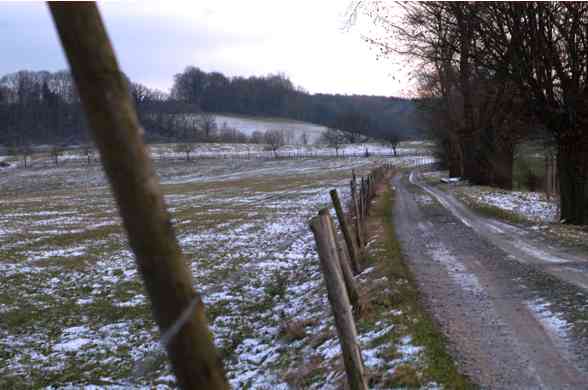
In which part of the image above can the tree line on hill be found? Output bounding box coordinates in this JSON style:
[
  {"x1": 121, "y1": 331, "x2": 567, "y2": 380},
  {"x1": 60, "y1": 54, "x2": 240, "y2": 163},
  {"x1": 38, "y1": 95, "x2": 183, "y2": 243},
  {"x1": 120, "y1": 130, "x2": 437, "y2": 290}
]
[
  {"x1": 352, "y1": 1, "x2": 588, "y2": 225},
  {"x1": 0, "y1": 68, "x2": 425, "y2": 148}
]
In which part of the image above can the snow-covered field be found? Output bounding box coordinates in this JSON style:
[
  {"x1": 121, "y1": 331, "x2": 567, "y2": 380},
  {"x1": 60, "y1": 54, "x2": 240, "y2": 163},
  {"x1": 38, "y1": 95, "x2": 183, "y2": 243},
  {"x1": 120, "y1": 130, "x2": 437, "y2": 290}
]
[
  {"x1": 0, "y1": 141, "x2": 432, "y2": 169},
  {"x1": 0, "y1": 156, "x2": 436, "y2": 388},
  {"x1": 422, "y1": 171, "x2": 588, "y2": 251},
  {"x1": 454, "y1": 185, "x2": 559, "y2": 223},
  {"x1": 420, "y1": 171, "x2": 558, "y2": 223},
  {"x1": 214, "y1": 114, "x2": 326, "y2": 143}
]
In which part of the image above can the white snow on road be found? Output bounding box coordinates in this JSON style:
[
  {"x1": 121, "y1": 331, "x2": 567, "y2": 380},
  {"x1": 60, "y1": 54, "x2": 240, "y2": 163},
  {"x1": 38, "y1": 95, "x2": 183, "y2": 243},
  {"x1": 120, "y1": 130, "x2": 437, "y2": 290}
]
[
  {"x1": 418, "y1": 222, "x2": 484, "y2": 293},
  {"x1": 526, "y1": 299, "x2": 571, "y2": 339}
]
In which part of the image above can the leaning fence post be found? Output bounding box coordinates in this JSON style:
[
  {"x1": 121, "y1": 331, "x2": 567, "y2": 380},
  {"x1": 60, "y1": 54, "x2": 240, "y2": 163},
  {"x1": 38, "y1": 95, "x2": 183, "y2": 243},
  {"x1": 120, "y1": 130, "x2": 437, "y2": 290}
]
[
  {"x1": 360, "y1": 177, "x2": 368, "y2": 244},
  {"x1": 318, "y1": 209, "x2": 360, "y2": 310},
  {"x1": 361, "y1": 177, "x2": 368, "y2": 221},
  {"x1": 350, "y1": 179, "x2": 364, "y2": 249},
  {"x1": 360, "y1": 177, "x2": 365, "y2": 218},
  {"x1": 310, "y1": 213, "x2": 367, "y2": 390},
  {"x1": 330, "y1": 190, "x2": 361, "y2": 274},
  {"x1": 48, "y1": 4, "x2": 228, "y2": 389}
]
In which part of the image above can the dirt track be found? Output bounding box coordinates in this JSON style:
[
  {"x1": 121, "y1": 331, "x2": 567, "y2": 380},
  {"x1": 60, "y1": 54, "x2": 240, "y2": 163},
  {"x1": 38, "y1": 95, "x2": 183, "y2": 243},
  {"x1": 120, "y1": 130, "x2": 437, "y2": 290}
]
[{"x1": 393, "y1": 171, "x2": 588, "y2": 388}]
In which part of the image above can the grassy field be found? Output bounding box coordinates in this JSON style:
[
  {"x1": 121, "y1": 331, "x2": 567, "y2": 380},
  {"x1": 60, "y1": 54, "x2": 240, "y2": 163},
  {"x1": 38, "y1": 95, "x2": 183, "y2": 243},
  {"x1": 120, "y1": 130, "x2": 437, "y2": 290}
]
[
  {"x1": 0, "y1": 140, "x2": 430, "y2": 169},
  {"x1": 513, "y1": 140, "x2": 555, "y2": 190},
  {"x1": 0, "y1": 154, "x2": 441, "y2": 388}
]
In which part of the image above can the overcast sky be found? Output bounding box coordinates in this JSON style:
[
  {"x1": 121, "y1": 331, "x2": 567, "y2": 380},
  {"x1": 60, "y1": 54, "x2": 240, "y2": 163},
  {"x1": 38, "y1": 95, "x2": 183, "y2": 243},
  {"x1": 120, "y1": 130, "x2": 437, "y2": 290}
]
[{"x1": 0, "y1": 1, "x2": 411, "y2": 97}]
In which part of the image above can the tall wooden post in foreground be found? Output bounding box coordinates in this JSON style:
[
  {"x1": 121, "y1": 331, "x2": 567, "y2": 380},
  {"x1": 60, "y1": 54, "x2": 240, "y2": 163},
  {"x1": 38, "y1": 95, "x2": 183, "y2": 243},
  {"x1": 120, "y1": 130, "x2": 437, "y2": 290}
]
[
  {"x1": 48, "y1": 3, "x2": 228, "y2": 389},
  {"x1": 310, "y1": 212, "x2": 367, "y2": 390}
]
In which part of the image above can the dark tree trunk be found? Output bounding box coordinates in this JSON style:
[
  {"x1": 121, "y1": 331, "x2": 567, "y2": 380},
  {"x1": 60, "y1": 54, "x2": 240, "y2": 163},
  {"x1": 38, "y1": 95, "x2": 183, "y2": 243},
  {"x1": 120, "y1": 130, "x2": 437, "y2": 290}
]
[
  {"x1": 558, "y1": 135, "x2": 588, "y2": 224},
  {"x1": 473, "y1": 127, "x2": 513, "y2": 189},
  {"x1": 491, "y1": 146, "x2": 514, "y2": 190},
  {"x1": 448, "y1": 132, "x2": 462, "y2": 178},
  {"x1": 448, "y1": 160, "x2": 461, "y2": 178},
  {"x1": 455, "y1": 5, "x2": 479, "y2": 183},
  {"x1": 460, "y1": 132, "x2": 478, "y2": 180}
]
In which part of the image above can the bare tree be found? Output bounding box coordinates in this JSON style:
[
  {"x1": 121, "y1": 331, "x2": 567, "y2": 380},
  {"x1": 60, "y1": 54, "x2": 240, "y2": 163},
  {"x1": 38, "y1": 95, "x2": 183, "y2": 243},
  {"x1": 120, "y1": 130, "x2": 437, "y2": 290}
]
[
  {"x1": 12, "y1": 143, "x2": 32, "y2": 168},
  {"x1": 81, "y1": 144, "x2": 94, "y2": 165},
  {"x1": 386, "y1": 132, "x2": 400, "y2": 157},
  {"x1": 332, "y1": 110, "x2": 370, "y2": 144},
  {"x1": 478, "y1": 2, "x2": 588, "y2": 223},
  {"x1": 218, "y1": 122, "x2": 248, "y2": 143},
  {"x1": 197, "y1": 112, "x2": 217, "y2": 141},
  {"x1": 175, "y1": 143, "x2": 196, "y2": 161},
  {"x1": 250, "y1": 130, "x2": 265, "y2": 144},
  {"x1": 299, "y1": 132, "x2": 309, "y2": 145},
  {"x1": 321, "y1": 128, "x2": 347, "y2": 157},
  {"x1": 50, "y1": 145, "x2": 64, "y2": 166},
  {"x1": 264, "y1": 129, "x2": 285, "y2": 158},
  {"x1": 350, "y1": 2, "x2": 530, "y2": 189},
  {"x1": 283, "y1": 129, "x2": 296, "y2": 145}
]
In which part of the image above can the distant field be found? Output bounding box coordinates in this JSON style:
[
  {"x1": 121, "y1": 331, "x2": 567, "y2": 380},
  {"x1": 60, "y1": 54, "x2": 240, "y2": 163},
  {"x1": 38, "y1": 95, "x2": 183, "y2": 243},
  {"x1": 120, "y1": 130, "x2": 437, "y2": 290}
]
[
  {"x1": 513, "y1": 140, "x2": 556, "y2": 190},
  {"x1": 214, "y1": 113, "x2": 327, "y2": 143},
  {"x1": 0, "y1": 154, "x2": 435, "y2": 388},
  {"x1": 0, "y1": 141, "x2": 432, "y2": 168}
]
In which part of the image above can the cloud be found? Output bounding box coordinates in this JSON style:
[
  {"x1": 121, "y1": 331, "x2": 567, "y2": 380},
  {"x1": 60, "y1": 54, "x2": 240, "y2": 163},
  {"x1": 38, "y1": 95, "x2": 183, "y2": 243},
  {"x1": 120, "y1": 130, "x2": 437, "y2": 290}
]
[{"x1": 0, "y1": 1, "x2": 412, "y2": 96}]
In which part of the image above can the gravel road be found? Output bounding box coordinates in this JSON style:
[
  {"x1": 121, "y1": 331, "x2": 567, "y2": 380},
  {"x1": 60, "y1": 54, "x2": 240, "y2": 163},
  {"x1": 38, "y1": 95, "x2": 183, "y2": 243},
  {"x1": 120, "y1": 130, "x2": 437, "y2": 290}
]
[{"x1": 393, "y1": 171, "x2": 588, "y2": 389}]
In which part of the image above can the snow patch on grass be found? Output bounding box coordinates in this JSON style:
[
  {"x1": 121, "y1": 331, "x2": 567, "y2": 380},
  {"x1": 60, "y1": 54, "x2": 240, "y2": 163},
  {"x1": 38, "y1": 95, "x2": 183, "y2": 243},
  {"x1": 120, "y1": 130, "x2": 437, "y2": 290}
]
[
  {"x1": 0, "y1": 155, "x2": 436, "y2": 388},
  {"x1": 457, "y1": 186, "x2": 558, "y2": 222}
]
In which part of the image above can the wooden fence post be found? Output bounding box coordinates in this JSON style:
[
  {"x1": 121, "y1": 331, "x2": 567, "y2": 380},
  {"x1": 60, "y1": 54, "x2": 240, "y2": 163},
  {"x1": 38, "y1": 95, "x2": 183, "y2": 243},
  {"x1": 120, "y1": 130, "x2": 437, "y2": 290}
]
[
  {"x1": 48, "y1": 4, "x2": 228, "y2": 389},
  {"x1": 357, "y1": 179, "x2": 363, "y2": 221},
  {"x1": 350, "y1": 178, "x2": 364, "y2": 249},
  {"x1": 329, "y1": 190, "x2": 361, "y2": 274},
  {"x1": 361, "y1": 177, "x2": 368, "y2": 218},
  {"x1": 360, "y1": 177, "x2": 365, "y2": 218},
  {"x1": 318, "y1": 209, "x2": 360, "y2": 310},
  {"x1": 359, "y1": 177, "x2": 367, "y2": 244},
  {"x1": 310, "y1": 213, "x2": 367, "y2": 390}
]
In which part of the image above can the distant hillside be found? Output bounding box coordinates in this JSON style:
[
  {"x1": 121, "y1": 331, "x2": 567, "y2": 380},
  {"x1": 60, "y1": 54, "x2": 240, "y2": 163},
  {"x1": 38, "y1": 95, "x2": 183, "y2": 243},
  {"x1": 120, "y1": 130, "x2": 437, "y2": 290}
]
[
  {"x1": 0, "y1": 68, "x2": 427, "y2": 146},
  {"x1": 172, "y1": 67, "x2": 427, "y2": 139},
  {"x1": 213, "y1": 114, "x2": 326, "y2": 143}
]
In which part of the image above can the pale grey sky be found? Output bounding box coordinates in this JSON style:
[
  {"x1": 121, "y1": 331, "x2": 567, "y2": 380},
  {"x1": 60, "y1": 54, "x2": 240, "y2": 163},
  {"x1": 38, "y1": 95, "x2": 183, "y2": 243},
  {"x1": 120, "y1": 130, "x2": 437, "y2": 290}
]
[{"x1": 0, "y1": 1, "x2": 412, "y2": 96}]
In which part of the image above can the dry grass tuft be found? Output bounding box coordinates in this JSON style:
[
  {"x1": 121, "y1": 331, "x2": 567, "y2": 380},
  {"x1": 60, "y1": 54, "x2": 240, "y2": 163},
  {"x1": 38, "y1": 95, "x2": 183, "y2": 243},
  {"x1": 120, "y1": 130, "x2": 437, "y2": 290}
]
[{"x1": 279, "y1": 318, "x2": 315, "y2": 342}]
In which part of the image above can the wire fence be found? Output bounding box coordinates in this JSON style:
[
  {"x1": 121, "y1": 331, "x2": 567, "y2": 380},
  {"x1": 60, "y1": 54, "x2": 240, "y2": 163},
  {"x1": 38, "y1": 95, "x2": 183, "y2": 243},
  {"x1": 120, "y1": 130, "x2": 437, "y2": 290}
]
[{"x1": 0, "y1": 147, "x2": 434, "y2": 169}]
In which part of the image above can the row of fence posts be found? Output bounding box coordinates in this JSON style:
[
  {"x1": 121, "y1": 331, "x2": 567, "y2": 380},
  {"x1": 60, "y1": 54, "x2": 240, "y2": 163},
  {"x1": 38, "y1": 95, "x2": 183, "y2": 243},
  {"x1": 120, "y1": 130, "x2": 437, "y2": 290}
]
[
  {"x1": 309, "y1": 165, "x2": 390, "y2": 390},
  {"x1": 143, "y1": 150, "x2": 414, "y2": 162},
  {"x1": 2, "y1": 149, "x2": 435, "y2": 169}
]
